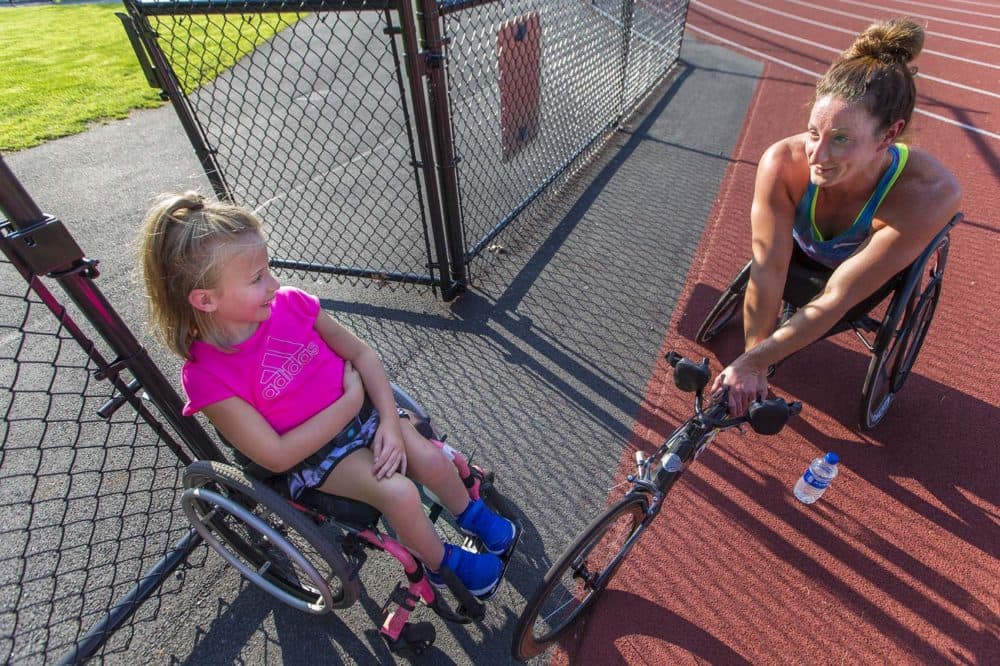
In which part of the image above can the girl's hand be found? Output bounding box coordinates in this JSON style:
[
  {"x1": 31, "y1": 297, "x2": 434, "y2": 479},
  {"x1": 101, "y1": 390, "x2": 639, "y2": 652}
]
[
  {"x1": 342, "y1": 361, "x2": 362, "y2": 395},
  {"x1": 372, "y1": 419, "x2": 406, "y2": 479},
  {"x1": 711, "y1": 354, "x2": 769, "y2": 417}
]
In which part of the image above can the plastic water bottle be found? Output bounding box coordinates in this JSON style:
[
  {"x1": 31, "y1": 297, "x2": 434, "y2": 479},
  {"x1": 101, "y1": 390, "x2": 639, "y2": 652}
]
[{"x1": 794, "y1": 452, "x2": 840, "y2": 504}]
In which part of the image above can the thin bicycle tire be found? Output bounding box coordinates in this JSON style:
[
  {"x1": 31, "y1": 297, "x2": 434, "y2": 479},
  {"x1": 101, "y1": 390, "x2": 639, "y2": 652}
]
[
  {"x1": 696, "y1": 262, "x2": 750, "y2": 344},
  {"x1": 512, "y1": 493, "x2": 649, "y2": 661},
  {"x1": 892, "y1": 282, "x2": 940, "y2": 390},
  {"x1": 859, "y1": 242, "x2": 945, "y2": 429}
]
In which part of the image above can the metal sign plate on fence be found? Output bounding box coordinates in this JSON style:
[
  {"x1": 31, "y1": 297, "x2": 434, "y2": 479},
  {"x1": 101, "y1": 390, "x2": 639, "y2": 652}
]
[{"x1": 498, "y1": 12, "x2": 540, "y2": 162}]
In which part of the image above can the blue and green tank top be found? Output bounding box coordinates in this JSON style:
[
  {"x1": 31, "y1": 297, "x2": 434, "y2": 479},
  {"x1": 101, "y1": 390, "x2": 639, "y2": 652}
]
[{"x1": 792, "y1": 143, "x2": 909, "y2": 269}]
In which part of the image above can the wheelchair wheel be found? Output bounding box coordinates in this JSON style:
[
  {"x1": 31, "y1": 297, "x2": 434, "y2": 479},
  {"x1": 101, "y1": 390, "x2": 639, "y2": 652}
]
[
  {"x1": 859, "y1": 234, "x2": 949, "y2": 430},
  {"x1": 696, "y1": 261, "x2": 751, "y2": 344},
  {"x1": 512, "y1": 494, "x2": 648, "y2": 661},
  {"x1": 182, "y1": 460, "x2": 360, "y2": 613}
]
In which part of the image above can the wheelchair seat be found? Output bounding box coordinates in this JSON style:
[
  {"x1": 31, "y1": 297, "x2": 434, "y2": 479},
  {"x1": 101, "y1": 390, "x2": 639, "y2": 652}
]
[
  {"x1": 781, "y1": 243, "x2": 906, "y2": 339},
  {"x1": 297, "y1": 487, "x2": 382, "y2": 528}
]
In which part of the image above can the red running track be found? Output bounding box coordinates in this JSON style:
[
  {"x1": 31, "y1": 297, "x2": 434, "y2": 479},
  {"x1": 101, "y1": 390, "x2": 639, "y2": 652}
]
[{"x1": 555, "y1": 1, "x2": 999, "y2": 663}]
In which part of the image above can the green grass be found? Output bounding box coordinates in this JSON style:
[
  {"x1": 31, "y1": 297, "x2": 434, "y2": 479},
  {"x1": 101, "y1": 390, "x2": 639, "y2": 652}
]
[{"x1": 0, "y1": 3, "x2": 294, "y2": 152}]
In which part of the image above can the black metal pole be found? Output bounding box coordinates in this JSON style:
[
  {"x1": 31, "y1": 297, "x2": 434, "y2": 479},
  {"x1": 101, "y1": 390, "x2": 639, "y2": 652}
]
[
  {"x1": 619, "y1": 0, "x2": 636, "y2": 120},
  {"x1": 416, "y1": 0, "x2": 467, "y2": 298},
  {"x1": 0, "y1": 155, "x2": 44, "y2": 222},
  {"x1": 396, "y1": 0, "x2": 461, "y2": 298},
  {"x1": 120, "y1": 0, "x2": 232, "y2": 202},
  {"x1": 0, "y1": 156, "x2": 224, "y2": 462}
]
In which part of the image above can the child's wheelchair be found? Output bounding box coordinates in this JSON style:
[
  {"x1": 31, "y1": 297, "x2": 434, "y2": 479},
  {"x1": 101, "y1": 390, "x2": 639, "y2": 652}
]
[
  {"x1": 179, "y1": 385, "x2": 518, "y2": 657},
  {"x1": 695, "y1": 213, "x2": 960, "y2": 430}
]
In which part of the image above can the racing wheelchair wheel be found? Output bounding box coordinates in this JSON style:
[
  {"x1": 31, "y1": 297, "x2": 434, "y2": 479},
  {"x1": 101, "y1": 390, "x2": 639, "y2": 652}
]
[
  {"x1": 512, "y1": 493, "x2": 648, "y2": 661},
  {"x1": 182, "y1": 460, "x2": 360, "y2": 613},
  {"x1": 696, "y1": 261, "x2": 751, "y2": 343},
  {"x1": 859, "y1": 231, "x2": 950, "y2": 430}
]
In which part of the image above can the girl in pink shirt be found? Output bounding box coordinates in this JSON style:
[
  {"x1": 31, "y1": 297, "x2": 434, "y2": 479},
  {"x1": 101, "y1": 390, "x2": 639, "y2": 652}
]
[{"x1": 139, "y1": 192, "x2": 514, "y2": 596}]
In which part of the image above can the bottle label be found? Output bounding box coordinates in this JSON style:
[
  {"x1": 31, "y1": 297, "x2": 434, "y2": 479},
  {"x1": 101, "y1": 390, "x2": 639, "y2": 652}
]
[{"x1": 803, "y1": 470, "x2": 830, "y2": 489}]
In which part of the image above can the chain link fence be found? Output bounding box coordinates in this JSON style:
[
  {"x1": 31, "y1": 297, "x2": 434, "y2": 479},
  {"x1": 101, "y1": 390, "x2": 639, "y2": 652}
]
[
  {"x1": 122, "y1": 0, "x2": 688, "y2": 297},
  {"x1": 1, "y1": 169, "x2": 221, "y2": 663},
  {"x1": 0, "y1": 258, "x2": 191, "y2": 663},
  {"x1": 121, "y1": 0, "x2": 440, "y2": 288},
  {"x1": 438, "y1": 0, "x2": 687, "y2": 269}
]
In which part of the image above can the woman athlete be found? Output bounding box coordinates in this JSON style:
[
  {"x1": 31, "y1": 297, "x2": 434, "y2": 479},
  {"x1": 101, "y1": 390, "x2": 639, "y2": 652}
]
[{"x1": 712, "y1": 16, "x2": 961, "y2": 417}]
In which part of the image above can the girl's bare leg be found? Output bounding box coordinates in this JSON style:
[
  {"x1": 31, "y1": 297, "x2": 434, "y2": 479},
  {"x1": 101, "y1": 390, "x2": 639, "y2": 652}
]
[
  {"x1": 399, "y1": 419, "x2": 470, "y2": 517},
  {"x1": 318, "y1": 448, "x2": 444, "y2": 567}
]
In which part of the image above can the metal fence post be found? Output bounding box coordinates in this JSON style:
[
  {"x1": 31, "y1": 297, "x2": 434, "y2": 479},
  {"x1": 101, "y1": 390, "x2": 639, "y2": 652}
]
[
  {"x1": 619, "y1": 0, "x2": 636, "y2": 120},
  {"x1": 396, "y1": 0, "x2": 461, "y2": 297},
  {"x1": 415, "y1": 0, "x2": 468, "y2": 298}
]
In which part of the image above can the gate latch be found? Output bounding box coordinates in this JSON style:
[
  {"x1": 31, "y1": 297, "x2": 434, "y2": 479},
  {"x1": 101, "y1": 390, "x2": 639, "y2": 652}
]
[{"x1": 3, "y1": 215, "x2": 86, "y2": 276}]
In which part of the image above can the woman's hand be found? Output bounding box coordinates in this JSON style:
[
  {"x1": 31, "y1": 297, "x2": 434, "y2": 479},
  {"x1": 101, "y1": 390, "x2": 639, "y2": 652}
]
[
  {"x1": 371, "y1": 418, "x2": 406, "y2": 479},
  {"x1": 711, "y1": 353, "x2": 769, "y2": 417}
]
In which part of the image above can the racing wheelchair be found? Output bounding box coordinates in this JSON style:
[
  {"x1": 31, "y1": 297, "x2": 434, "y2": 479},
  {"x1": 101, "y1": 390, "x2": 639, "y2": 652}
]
[
  {"x1": 179, "y1": 385, "x2": 519, "y2": 657},
  {"x1": 696, "y1": 213, "x2": 960, "y2": 430}
]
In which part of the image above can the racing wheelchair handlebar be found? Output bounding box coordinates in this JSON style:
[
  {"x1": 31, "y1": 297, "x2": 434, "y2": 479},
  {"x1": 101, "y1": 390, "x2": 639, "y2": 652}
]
[{"x1": 665, "y1": 351, "x2": 802, "y2": 435}]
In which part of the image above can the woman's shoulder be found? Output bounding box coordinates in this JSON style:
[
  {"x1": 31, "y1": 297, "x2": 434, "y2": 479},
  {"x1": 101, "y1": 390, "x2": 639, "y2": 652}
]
[
  {"x1": 899, "y1": 145, "x2": 959, "y2": 187},
  {"x1": 754, "y1": 134, "x2": 810, "y2": 203},
  {"x1": 891, "y1": 145, "x2": 962, "y2": 219},
  {"x1": 761, "y1": 134, "x2": 808, "y2": 166},
  {"x1": 873, "y1": 145, "x2": 960, "y2": 237}
]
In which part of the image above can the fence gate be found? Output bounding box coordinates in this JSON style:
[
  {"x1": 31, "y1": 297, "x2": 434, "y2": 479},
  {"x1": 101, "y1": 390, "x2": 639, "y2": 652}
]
[
  {"x1": 119, "y1": 0, "x2": 689, "y2": 299},
  {"x1": 119, "y1": 0, "x2": 456, "y2": 293},
  {"x1": 0, "y1": 159, "x2": 223, "y2": 664}
]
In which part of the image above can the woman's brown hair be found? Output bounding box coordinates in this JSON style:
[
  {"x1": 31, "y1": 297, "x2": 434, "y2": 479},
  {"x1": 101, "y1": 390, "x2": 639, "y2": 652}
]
[{"x1": 815, "y1": 17, "x2": 924, "y2": 133}]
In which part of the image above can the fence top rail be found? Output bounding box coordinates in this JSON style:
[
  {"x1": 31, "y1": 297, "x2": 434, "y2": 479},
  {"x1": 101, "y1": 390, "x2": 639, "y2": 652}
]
[
  {"x1": 437, "y1": 0, "x2": 502, "y2": 16},
  {"x1": 129, "y1": 0, "x2": 392, "y2": 15}
]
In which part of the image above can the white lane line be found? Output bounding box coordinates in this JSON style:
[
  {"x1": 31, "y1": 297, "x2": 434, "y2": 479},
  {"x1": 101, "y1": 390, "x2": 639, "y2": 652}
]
[
  {"x1": 836, "y1": 0, "x2": 1000, "y2": 25},
  {"x1": 692, "y1": 1, "x2": 1000, "y2": 98},
  {"x1": 727, "y1": 0, "x2": 1000, "y2": 49},
  {"x1": 876, "y1": 0, "x2": 1000, "y2": 18},
  {"x1": 901, "y1": 0, "x2": 1000, "y2": 18},
  {"x1": 783, "y1": 0, "x2": 1000, "y2": 34},
  {"x1": 694, "y1": 1, "x2": 999, "y2": 68},
  {"x1": 946, "y1": 0, "x2": 1000, "y2": 7},
  {"x1": 686, "y1": 23, "x2": 1000, "y2": 141},
  {"x1": 945, "y1": 0, "x2": 1000, "y2": 7}
]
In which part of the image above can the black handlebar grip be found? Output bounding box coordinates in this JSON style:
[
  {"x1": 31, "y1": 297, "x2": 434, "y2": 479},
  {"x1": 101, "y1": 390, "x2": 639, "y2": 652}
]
[
  {"x1": 788, "y1": 401, "x2": 803, "y2": 416},
  {"x1": 665, "y1": 351, "x2": 683, "y2": 367}
]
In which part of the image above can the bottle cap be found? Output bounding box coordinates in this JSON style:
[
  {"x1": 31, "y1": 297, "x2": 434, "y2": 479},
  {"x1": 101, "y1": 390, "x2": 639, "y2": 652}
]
[{"x1": 824, "y1": 452, "x2": 840, "y2": 465}]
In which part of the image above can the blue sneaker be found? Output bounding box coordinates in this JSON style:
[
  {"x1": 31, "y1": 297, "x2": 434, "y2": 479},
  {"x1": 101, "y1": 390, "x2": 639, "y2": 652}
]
[
  {"x1": 456, "y1": 498, "x2": 516, "y2": 555},
  {"x1": 426, "y1": 544, "x2": 503, "y2": 597}
]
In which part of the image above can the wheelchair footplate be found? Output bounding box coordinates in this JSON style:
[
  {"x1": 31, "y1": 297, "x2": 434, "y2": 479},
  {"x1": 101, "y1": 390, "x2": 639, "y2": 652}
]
[
  {"x1": 458, "y1": 517, "x2": 522, "y2": 604},
  {"x1": 425, "y1": 521, "x2": 521, "y2": 623}
]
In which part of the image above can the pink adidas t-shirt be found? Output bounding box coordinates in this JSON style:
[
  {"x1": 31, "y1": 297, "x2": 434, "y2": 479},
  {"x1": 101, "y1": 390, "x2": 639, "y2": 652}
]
[{"x1": 181, "y1": 286, "x2": 346, "y2": 435}]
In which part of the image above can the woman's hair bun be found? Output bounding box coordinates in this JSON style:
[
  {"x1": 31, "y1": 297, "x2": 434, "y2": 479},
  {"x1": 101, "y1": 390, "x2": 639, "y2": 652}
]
[{"x1": 845, "y1": 17, "x2": 924, "y2": 66}]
